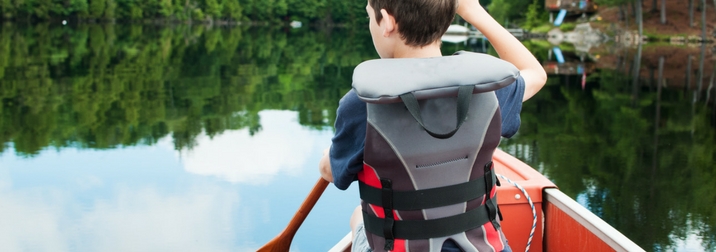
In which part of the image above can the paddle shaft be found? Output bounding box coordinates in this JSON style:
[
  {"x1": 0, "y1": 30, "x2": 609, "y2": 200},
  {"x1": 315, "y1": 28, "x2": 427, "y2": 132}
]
[{"x1": 258, "y1": 177, "x2": 330, "y2": 252}]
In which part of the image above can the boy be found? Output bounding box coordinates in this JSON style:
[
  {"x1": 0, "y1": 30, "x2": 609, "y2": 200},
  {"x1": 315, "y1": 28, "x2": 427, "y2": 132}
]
[{"x1": 319, "y1": 0, "x2": 547, "y2": 251}]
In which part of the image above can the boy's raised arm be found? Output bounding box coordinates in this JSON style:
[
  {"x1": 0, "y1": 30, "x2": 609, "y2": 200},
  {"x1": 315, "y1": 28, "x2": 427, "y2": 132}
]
[{"x1": 457, "y1": 0, "x2": 547, "y2": 102}]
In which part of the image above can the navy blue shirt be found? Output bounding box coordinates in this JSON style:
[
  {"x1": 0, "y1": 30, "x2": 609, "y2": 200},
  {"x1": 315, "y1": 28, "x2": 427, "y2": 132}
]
[{"x1": 330, "y1": 76, "x2": 525, "y2": 190}]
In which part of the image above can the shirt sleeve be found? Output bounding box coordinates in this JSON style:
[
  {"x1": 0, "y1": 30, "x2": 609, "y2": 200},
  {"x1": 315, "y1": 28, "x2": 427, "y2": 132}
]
[
  {"x1": 495, "y1": 75, "x2": 525, "y2": 138},
  {"x1": 329, "y1": 90, "x2": 367, "y2": 190}
]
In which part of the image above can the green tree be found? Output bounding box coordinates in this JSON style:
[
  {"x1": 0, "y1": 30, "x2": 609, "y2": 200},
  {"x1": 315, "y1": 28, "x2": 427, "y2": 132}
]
[
  {"x1": 325, "y1": 0, "x2": 366, "y2": 25},
  {"x1": 523, "y1": 0, "x2": 541, "y2": 29},
  {"x1": 203, "y1": 0, "x2": 220, "y2": 19},
  {"x1": 287, "y1": 0, "x2": 324, "y2": 21},
  {"x1": 222, "y1": 0, "x2": 241, "y2": 20},
  {"x1": 156, "y1": 0, "x2": 172, "y2": 17},
  {"x1": 103, "y1": 0, "x2": 114, "y2": 18},
  {"x1": 0, "y1": 0, "x2": 15, "y2": 19},
  {"x1": 487, "y1": 0, "x2": 533, "y2": 25},
  {"x1": 70, "y1": 0, "x2": 89, "y2": 18},
  {"x1": 89, "y1": 0, "x2": 105, "y2": 18},
  {"x1": 33, "y1": 0, "x2": 53, "y2": 19},
  {"x1": 272, "y1": 0, "x2": 286, "y2": 19}
]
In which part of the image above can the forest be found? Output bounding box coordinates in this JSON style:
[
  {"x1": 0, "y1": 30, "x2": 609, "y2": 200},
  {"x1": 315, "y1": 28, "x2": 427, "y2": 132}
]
[
  {"x1": 1, "y1": 0, "x2": 714, "y2": 36},
  {"x1": 0, "y1": 0, "x2": 555, "y2": 26},
  {"x1": 0, "y1": 0, "x2": 367, "y2": 24}
]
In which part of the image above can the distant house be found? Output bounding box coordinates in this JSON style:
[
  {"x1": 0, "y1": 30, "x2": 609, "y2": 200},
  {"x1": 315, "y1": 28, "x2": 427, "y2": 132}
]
[{"x1": 545, "y1": 0, "x2": 598, "y2": 13}]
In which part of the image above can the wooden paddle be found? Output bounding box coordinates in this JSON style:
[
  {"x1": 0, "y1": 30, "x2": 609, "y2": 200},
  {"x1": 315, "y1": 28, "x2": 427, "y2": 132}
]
[{"x1": 257, "y1": 177, "x2": 330, "y2": 252}]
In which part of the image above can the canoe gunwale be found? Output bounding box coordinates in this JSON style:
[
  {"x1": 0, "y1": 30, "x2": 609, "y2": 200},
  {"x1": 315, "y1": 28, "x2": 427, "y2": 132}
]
[
  {"x1": 544, "y1": 188, "x2": 645, "y2": 252},
  {"x1": 328, "y1": 233, "x2": 352, "y2": 252}
]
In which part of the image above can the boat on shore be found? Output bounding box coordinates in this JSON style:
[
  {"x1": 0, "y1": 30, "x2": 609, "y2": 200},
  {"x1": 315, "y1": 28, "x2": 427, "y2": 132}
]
[{"x1": 328, "y1": 149, "x2": 644, "y2": 252}]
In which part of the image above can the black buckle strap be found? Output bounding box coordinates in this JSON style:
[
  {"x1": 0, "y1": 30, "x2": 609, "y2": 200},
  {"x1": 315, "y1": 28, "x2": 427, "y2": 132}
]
[
  {"x1": 485, "y1": 193, "x2": 500, "y2": 230},
  {"x1": 359, "y1": 178, "x2": 486, "y2": 210},
  {"x1": 361, "y1": 161, "x2": 502, "y2": 241},
  {"x1": 363, "y1": 198, "x2": 497, "y2": 240},
  {"x1": 380, "y1": 179, "x2": 395, "y2": 251},
  {"x1": 484, "y1": 161, "x2": 500, "y2": 230}
]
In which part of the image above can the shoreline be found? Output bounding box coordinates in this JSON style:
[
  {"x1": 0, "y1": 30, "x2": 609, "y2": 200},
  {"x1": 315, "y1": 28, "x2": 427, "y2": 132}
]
[
  {"x1": 593, "y1": 3, "x2": 715, "y2": 41},
  {"x1": 0, "y1": 16, "x2": 355, "y2": 29}
]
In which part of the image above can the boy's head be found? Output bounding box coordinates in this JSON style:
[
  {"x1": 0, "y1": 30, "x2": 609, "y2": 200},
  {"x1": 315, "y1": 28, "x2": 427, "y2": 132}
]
[{"x1": 367, "y1": 0, "x2": 456, "y2": 57}]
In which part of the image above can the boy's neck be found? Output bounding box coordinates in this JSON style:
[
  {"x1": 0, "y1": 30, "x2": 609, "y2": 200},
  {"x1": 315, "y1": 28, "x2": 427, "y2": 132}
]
[{"x1": 391, "y1": 41, "x2": 443, "y2": 59}]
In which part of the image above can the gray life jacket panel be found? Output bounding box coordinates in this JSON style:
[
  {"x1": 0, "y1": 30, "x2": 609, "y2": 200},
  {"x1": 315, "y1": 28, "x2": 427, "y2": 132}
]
[{"x1": 352, "y1": 51, "x2": 519, "y2": 252}]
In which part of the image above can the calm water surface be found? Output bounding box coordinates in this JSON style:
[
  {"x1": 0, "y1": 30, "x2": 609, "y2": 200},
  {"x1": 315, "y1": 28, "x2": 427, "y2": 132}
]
[{"x1": 0, "y1": 23, "x2": 714, "y2": 251}]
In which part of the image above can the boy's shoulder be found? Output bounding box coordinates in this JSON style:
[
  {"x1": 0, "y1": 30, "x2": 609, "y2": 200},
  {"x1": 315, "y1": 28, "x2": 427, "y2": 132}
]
[
  {"x1": 339, "y1": 89, "x2": 362, "y2": 106},
  {"x1": 337, "y1": 89, "x2": 367, "y2": 115}
]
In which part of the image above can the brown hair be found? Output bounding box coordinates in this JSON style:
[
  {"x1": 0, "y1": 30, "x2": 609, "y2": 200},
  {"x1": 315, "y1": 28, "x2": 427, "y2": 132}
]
[{"x1": 369, "y1": 0, "x2": 457, "y2": 47}]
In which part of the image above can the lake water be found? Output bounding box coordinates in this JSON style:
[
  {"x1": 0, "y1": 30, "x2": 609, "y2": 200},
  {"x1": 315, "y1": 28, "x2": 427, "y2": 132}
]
[{"x1": 0, "y1": 23, "x2": 714, "y2": 251}]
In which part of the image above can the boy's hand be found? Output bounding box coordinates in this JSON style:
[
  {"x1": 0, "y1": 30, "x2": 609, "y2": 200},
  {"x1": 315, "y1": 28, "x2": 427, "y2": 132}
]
[
  {"x1": 319, "y1": 147, "x2": 334, "y2": 183},
  {"x1": 456, "y1": 0, "x2": 485, "y2": 22}
]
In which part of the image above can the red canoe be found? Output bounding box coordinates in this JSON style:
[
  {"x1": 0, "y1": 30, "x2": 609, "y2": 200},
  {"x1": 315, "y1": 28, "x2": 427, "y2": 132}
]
[{"x1": 329, "y1": 149, "x2": 644, "y2": 252}]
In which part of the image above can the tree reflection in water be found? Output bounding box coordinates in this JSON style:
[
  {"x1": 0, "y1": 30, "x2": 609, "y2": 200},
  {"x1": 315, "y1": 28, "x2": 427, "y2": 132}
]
[
  {"x1": 0, "y1": 23, "x2": 376, "y2": 154},
  {"x1": 501, "y1": 40, "x2": 716, "y2": 251}
]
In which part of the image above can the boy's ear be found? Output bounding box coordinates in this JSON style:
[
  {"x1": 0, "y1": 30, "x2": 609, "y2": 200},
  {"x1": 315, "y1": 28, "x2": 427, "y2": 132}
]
[{"x1": 379, "y1": 9, "x2": 396, "y2": 37}]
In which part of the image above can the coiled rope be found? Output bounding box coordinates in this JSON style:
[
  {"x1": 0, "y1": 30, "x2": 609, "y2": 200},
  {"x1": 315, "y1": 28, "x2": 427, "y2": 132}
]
[{"x1": 496, "y1": 173, "x2": 536, "y2": 252}]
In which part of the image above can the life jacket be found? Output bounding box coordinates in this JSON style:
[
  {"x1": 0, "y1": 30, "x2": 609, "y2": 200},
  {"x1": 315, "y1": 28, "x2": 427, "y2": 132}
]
[{"x1": 352, "y1": 51, "x2": 519, "y2": 252}]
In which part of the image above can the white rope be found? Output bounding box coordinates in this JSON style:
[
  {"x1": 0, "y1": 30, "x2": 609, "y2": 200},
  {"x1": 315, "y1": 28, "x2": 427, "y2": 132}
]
[{"x1": 497, "y1": 173, "x2": 536, "y2": 252}]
